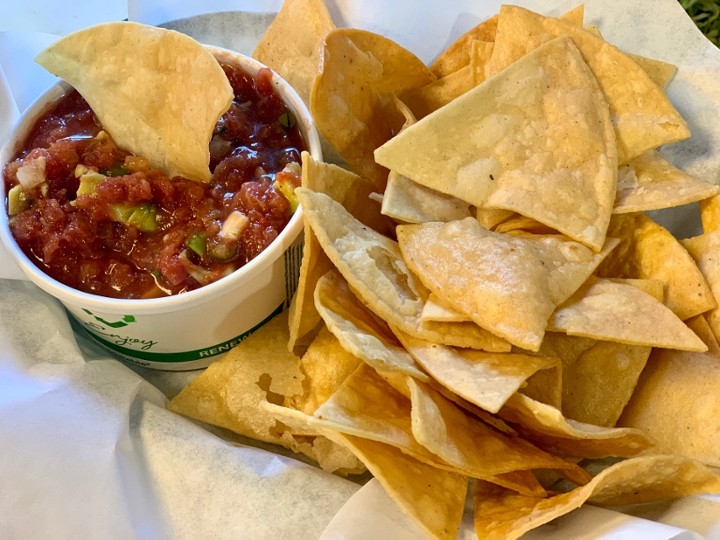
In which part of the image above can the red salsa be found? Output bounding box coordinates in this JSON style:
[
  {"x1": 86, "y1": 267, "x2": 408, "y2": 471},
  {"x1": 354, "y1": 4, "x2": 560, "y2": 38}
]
[{"x1": 4, "y1": 64, "x2": 306, "y2": 299}]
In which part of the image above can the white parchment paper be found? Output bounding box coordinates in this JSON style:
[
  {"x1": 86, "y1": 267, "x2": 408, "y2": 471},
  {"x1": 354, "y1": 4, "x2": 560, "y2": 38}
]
[{"x1": 1, "y1": 1, "x2": 720, "y2": 538}]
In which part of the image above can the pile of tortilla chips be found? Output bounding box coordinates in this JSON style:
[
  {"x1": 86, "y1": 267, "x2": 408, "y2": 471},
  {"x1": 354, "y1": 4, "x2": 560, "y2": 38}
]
[{"x1": 169, "y1": 2, "x2": 720, "y2": 538}]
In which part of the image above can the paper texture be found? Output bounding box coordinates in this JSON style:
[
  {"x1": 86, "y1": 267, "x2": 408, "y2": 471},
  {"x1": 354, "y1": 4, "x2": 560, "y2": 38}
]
[{"x1": 1, "y1": 1, "x2": 720, "y2": 538}]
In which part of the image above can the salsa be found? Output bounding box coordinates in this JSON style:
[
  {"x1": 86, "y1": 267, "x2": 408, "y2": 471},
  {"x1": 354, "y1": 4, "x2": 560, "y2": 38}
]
[{"x1": 4, "y1": 64, "x2": 306, "y2": 299}]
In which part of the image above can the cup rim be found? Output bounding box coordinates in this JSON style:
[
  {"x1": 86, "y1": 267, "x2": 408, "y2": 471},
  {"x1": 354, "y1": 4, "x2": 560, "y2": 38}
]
[{"x1": 0, "y1": 45, "x2": 321, "y2": 313}]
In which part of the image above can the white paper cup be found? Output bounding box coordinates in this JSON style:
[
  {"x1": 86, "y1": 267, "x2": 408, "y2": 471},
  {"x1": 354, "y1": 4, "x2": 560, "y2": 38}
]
[{"x1": 0, "y1": 46, "x2": 320, "y2": 370}]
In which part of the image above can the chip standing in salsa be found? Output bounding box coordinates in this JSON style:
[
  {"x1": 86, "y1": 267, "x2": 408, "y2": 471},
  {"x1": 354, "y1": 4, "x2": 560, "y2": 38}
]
[{"x1": 3, "y1": 64, "x2": 307, "y2": 299}]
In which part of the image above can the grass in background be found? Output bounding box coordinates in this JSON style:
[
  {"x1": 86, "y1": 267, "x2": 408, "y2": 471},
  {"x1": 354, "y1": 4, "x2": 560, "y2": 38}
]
[{"x1": 680, "y1": 0, "x2": 720, "y2": 46}]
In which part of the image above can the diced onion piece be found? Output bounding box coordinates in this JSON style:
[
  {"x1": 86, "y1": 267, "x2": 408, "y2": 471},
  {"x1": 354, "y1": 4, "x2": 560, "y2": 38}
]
[
  {"x1": 218, "y1": 210, "x2": 249, "y2": 240},
  {"x1": 16, "y1": 156, "x2": 47, "y2": 189}
]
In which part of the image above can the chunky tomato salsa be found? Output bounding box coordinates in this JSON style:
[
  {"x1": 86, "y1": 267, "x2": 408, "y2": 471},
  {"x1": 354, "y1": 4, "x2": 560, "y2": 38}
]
[{"x1": 4, "y1": 64, "x2": 306, "y2": 298}]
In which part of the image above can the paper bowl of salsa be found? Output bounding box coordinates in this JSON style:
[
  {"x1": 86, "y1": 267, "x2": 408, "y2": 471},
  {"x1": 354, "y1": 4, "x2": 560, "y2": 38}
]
[{"x1": 0, "y1": 24, "x2": 322, "y2": 370}]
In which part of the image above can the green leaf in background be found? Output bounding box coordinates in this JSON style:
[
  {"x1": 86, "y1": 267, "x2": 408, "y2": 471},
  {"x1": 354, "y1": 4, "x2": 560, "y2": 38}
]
[{"x1": 680, "y1": 0, "x2": 720, "y2": 46}]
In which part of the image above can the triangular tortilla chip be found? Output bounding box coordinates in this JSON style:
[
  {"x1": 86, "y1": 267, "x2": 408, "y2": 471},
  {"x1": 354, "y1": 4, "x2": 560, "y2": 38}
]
[
  {"x1": 375, "y1": 36, "x2": 617, "y2": 250},
  {"x1": 547, "y1": 277, "x2": 707, "y2": 351},
  {"x1": 395, "y1": 327, "x2": 558, "y2": 414},
  {"x1": 498, "y1": 393, "x2": 654, "y2": 459},
  {"x1": 473, "y1": 455, "x2": 720, "y2": 540},
  {"x1": 36, "y1": 22, "x2": 233, "y2": 182},
  {"x1": 296, "y1": 188, "x2": 511, "y2": 352},
  {"x1": 314, "y1": 270, "x2": 429, "y2": 381},
  {"x1": 310, "y1": 28, "x2": 435, "y2": 189},
  {"x1": 619, "y1": 349, "x2": 720, "y2": 467},
  {"x1": 596, "y1": 212, "x2": 716, "y2": 320},
  {"x1": 487, "y1": 5, "x2": 690, "y2": 163},
  {"x1": 682, "y1": 229, "x2": 720, "y2": 345},
  {"x1": 288, "y1": 152, "x2": 391, "y2": 355},
  {"x1": 251, "y1": 0, "x2": 335, "y2": 104},
  {"x1": 396, "y1": 218, "x2": 618, "y2": 351},
  {"x1": 615, "y1": 149, "x2": 719, "y2": 213}
]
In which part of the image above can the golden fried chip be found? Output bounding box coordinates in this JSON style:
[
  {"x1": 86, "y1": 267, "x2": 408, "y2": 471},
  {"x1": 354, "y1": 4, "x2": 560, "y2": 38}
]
[
  {"x1": 430, "y1": 15, "x2": 499, "y2": 78},
  {"x1": 252, "y1": 0, "x2": 335, "y2": 104},
  {"x1": 498, "y1": 393, "x2": 654, "y2": 459},
  {"x1": 314, "y1": 270, "x2": 429, "y2": 381},
  {"x1": 376, "y1": 37, "x2": 617, "y2": 250},
  {"x1": 597, "y1": 213, "x2": 716, "y2": 320},
  {"x1": 547, "y1": 277, "x2": 707, "y2": 351},
  {"x1": 407, "y1": 379, "x2": 582, "y2": 478},
  {"x1": 615, "y1": 149, "x2": 719, "y2": 213},
  {"x1": 310, "y1": 28, "x2": 435, "y2": 188},
  {"x1": 332, "y1": 434, "x2": 468, "y2": 540},
  {"x1": 285, "y1": 325, "x2": 362, "y2": 416},
  {"x1": 700, "y1": 193, "x2": 720, "y2": 233},
  {"x1": 619, "y1": 348, "x2": 720, "y2": 467},
  {"x1": 296, "y1": 188, "x2": 510, "y2": 351},
  {"x1": 683, "y1": 229, "x2": 720, "y2": 344},
  {"x1": 395, "y1": 327, "x2": 558, "y2": 414},
  {"x1": 167, "y1": 311, "x2": 351, "y2": 472},
  {"x1": 397, "y1": 218, "x2": 618, "y2": 351},
  {"x1": 487, "y1": 5, "x2": 690, "y2": 163},
  {"x1": 473, "y1": 455, "x2": 720, "y2": 540},
  {"x1": 288, "y1": 152, "x2": 390, "y2": 354},
  {"x1": 36, "y1": 22, "x2": 233, "y2": 182},
  {"x1": 561, "y1": 340, "x2": 651, "y2": 427}
]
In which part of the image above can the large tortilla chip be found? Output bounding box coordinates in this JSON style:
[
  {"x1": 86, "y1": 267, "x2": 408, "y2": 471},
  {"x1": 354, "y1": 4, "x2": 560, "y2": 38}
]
[
  {"x1": 473, "y1": 455, "x2": 720, "y2": 540},
  {"x1": 407, "y1": 379, "x2": 583, "y2": 478},
  {"x1": 395, "y1": 327, "x2": 558, "y2": 414},
  {"x1": 487, "y1": 5, "x2": 690, "y2": 163},
  {"x1": 561, "y1": 339, "x2": 651, "y2": 427},
  {"x1": 310, "y1": 28, "x2": 435, "y2": 189},
  {"x1": 36, "y1": 22, "x2": 233, "y2": 182},
  {"x1": 331, "y1": 434, "x2": 468, "y2": 540},
  {"x1": 376, "y1": 36, "x2": 617, "y2": 250},
  {"x1": 314, "y1": 270, "x2": 429, "y2": 381},
  {"x1": 615, "y1": 149, "x2": 719, "y2": 213},
  {"x1": 288, "y1": 152, "x2": 390, "y2": 355},
  {"x1": 296, "y1": 188, "x2": 510, "y2": 351},
  {"x1": 596, "y1": 213, "x2": 716, "y2": 320},
  {"x1": 396, "y1": 218, "x2": 617, "y2": 351},
  {"x1": 251, "y1": 0, "x2": 335, "y2": 104},
  {"x1": 619, "y1": 348, "x2": 720, "y2": 467},
  {"x1": 547, "y1": 277, "x2": 707, "y2": 351},
  {"x1": 498, "y1": 393, "x2": 654, "y2": 459}
]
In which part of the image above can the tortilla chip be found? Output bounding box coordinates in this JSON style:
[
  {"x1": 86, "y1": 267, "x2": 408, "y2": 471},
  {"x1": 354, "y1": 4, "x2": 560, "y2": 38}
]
[
  {"x1": 547, "y1": 277, "x2": 707, "y2": 351},
  {"x1": 396, "y1": 218, "x2": 618, "y2": 351},
  {"x1": 473, "y1": 455, "x2": 720, "y2": 540},
  {"x1": 284, "y1": 325, "x2": 362, "y2": 416},
  {"x1": 596, "y1": 213, "x2": 716, "y2": 320},
  {"x1": 683, "y1": 229, "x2": 720, "y2": 345},
  {"x1": 297, "y1": 188, "x2": 510, "y2": 352},
  {"x1": 498, "y1": 393, "x2": 654, "y2": 459},
  {"x1": 382, "y1": 171, "x2": 473, "y2": 224},
  {"x1": 700, "y1": 193, "x2": 720, "y2": 233},
  {"x1": 430, "y1": 15, "x2": 499, "y2": 78},
  {"x1": 288, "y1": 153, "x2": 391, "y2": 355},
  {"x1": 332, "y1": 434, "x2": 468, "y2": 540},
  {"x1": 408, "y1": 379, "x2": 584, "y2": 479},
  {"x1": 376, "y1": 36, "x2": 617, "y2": 250},
  {"x1": 314, "y1": 269, "x2": 429, "y2": 381},
  {"x1": 36, "y1": 22, "x2": 233, "y2": 182},
  {"x1": 685, "y1": 313, "x2": 720, "y2": 356},
  {"x1": 252, "y1": 0, "x2": 334, "y2": 104},
  {"x1": 619, "y1": 349, "x2": 720, "y2": 467},
  {"x1": 615, "y1": 149, "x2": 719, "y2": 213},
  {"x1": 401, "y1": 65, "x2": 477, "y2": 119},
  {"x1": 395, "y1": 327, "x2": 558, "y2": 414},
  {"x1": 487, "y1": 5, "x2": 690, "y2": 163},
  {"x1": 310, "y1": 28, "x2": 435, "y2": 189},
  {"x1": 561, "y1": 340, "x2": 651, "y2": 427}
]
